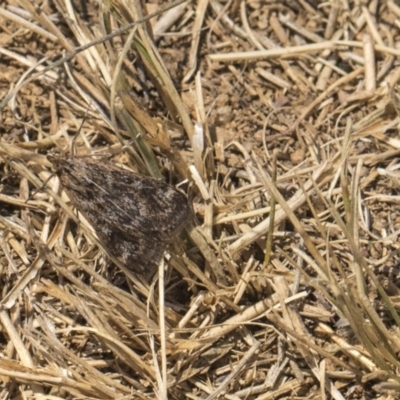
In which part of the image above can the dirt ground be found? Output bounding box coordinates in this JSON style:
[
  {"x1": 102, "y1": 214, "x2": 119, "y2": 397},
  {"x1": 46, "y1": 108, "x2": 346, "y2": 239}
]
[{"x1": 1, "y1": 0, "x2": 400, "y2": 399}]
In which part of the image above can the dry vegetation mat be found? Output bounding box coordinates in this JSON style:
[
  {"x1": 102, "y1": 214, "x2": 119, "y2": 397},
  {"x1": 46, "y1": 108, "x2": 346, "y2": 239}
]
[{"x1": 1, "y1": 0, "x2": 400, "y2": 399}]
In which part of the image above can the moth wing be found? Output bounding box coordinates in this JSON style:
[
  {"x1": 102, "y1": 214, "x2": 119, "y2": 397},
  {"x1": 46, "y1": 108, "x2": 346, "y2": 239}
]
[
  {"x1": 96, "y1": 226, "x2": 164, "y2": 274},
  {"x1": 105, "y1": 175, "x2": 189, "y2": 239},
  {"x1": 57, "y1": 159, "x2": 189, "y2": 241}
]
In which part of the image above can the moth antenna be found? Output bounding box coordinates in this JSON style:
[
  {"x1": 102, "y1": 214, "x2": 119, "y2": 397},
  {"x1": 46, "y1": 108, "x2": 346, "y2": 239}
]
[
  {"x1": 27, "y1": 167, "x2": 56, "y2": 203},
  {"x1": 71, "y1": 103, "x2": 91, "y2": 157}
]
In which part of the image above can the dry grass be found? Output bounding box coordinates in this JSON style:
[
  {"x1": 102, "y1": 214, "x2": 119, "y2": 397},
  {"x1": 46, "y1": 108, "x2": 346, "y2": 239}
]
[{"x1": 1, "y1": 0, "x2": 400, "y2": 398}]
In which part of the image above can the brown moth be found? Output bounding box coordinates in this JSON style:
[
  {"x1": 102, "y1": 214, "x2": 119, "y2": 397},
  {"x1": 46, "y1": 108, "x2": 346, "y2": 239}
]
[{"x1": 50, "y1": 157, "x2": 189, "y2": 274}]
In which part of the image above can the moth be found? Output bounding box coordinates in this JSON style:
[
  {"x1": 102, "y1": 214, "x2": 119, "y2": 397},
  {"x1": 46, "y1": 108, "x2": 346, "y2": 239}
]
[{"x1": 49, "y1": 157, "x2": 189, "y2": 274}]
